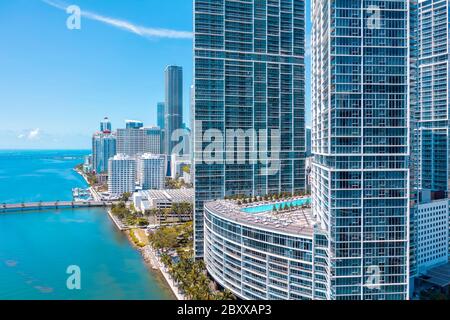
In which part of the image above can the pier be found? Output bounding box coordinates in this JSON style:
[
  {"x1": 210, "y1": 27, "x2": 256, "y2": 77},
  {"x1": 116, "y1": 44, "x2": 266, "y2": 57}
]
[{"x1": 0, "y1": 201, "x2": 112, "y2": 213}]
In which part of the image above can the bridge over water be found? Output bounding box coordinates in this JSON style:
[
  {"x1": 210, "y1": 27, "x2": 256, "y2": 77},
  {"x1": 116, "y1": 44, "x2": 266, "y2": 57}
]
[{"x1": 0, "y1": 201, "x2": 113, "y2": 213}]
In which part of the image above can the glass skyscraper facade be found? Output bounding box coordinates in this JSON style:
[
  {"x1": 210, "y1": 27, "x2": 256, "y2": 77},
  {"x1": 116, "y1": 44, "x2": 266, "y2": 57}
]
[
  {"x1": 416, "y1": 0, "x2": 449, "y2": 202},
  {"x1": 165, "y1": 65, "x2": 184, "y2": 156},
  {"x1": 311, "y1": 0, "x2": 410, "y2": 299},
  {"x1": 157, "y1": 102, "x2": 165, "y2": 130},
  {"x1": 411, "y1": 0, "x2": 450, "y2": 278},
  {"x1": 92, "y1": 132, "x2": 116, "y2": 174},
  {"x1": 194, "y1": 0, "x2": 306, "y2": 258}
]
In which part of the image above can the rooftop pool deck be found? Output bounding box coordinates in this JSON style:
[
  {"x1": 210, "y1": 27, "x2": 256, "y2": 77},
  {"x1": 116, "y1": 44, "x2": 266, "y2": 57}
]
[
  {"x1": 205, "y1": 197, "x2": 316, "y2": 237},
  {"x1": 241, "y1": 198, "x2": 312, "y2": 214}
]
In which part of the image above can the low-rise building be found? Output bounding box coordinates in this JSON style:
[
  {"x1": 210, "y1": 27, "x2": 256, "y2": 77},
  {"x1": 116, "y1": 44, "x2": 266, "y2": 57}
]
[
  {"x1": 133, "y1": 189, "x2": 194, "y2": 212},
  {"x1": 416, "y1": 199, "x2": 449, "y2": 274}
]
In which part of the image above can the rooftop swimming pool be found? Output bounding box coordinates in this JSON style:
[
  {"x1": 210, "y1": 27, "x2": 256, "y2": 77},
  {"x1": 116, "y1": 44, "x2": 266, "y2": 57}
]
[{"x1": 241, "y1": 198, "x2": 311, "y2": 214}]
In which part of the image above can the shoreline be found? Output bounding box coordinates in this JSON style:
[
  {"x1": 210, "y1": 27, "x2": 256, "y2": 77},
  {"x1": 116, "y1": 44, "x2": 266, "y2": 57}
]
[
  {"x1": 74, "y1": 165, "x2": 185, "y2": 300},
  {"x1": 124, "y1": 231, "x2": 184, "y2": 300}
]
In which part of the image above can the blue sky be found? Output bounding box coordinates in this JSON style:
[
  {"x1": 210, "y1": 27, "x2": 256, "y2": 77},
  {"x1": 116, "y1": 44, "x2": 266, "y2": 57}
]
[{"x1": 0, "y1": 0, "x2": 311, "y2": 149}]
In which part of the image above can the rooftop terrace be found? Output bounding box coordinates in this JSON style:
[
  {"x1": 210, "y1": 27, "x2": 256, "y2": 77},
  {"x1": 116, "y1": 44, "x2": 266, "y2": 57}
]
[{"x1": 205, "y1": 197, "x2": 319, "y2": 237}]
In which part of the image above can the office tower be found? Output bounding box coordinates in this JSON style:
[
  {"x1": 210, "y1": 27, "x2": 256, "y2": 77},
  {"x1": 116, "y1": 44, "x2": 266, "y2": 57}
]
[
  {"x1": 306, "y1": 127, "x2": 312, "y2": 157},
  {"x1": 311, "y1": 0, "x2": 410, "y2": 300},
  {"x1": 92, "y1": 132, "x2": 116, "y2": 174},
  {"x1": 165, "y1": 66, "x2": 183, "y2": 156},
  {"x1": 194, "y1": 0, "x2": 306, "y2": 257},
  {"x1": 157, "y1": 102, "x2": 165, "y2": 130},
  {"x1": 100, "y1": 117, "x2": 112, "y2": 133},
  {"x1": 413, "y1": 0, "x2": 450, "y2": 274},
  {"x1": 137, "y1": 154, "x2": 166, "y2": 190},
  {"x1": 108, "y1": 154, "x2": 136, "y2": 195},
  {"x1": 126, "y1": 120, "x2": 144, "y2": 130},
  {"x1": 116, "y1": 124, "x2": 161, "y2": 156}
]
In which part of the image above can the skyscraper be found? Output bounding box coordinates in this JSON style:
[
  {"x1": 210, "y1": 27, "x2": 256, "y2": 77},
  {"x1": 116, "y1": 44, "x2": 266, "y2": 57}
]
[
  {"x1": 416, "y1": 0, "x2": 449, "y2": 203},
  {"x1": 92, "y1": 132, "x2": 116, "y2": 174},
  {"x1": 194, "y1": 0, "x2": 306, "y2": 257},
  {"x1": 165, "y1": 66, "x2": 183, "y2": 156},
  {"x1": 100, "y1": 117, "x2": 112, "y2": 133},
  {"x1": 137, "y1": 153, "x2": 166, "y2": 190},
  {"x1": 116, "y1": 124, "x2": 161, "y2": 156},
  {"x1": 412, "y1": 0, "x2": 449, "y2": 275},
  {"x1": 108, "y1": 154, "x2": 136, "y2": 196},
  {"x1": 311, "y1": 0, "x2": 410, "y2": 299},
  {"x1": 126, "y1": 120, "x2": 144, "y2": 130},
  {"x1": 157, "y1": 102, "x2": 165, "y2": 130}
]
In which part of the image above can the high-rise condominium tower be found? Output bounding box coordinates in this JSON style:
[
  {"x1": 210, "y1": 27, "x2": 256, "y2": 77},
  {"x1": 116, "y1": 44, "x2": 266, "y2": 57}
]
[
  {"x1": 165, "y1": 66, "x2": 183, "y2": 156},
  {"x1": 194, "y1": 0, "x2": 306, "y2": 257},
  {"x1": 92, "y1": 133, "x2": 116, "y2": 174},
  {"x1": 411, "y1": 0, "x2": 449, "y2": 275},
  {"x1": 108, "y1": 154, "x2": 136, "y2": 196},
  {"x1": 92, "y1": 127, "x2": 116, "y2": 175},
  {"x1": 116, "y1": 123, "x2": 161, "y2": 157},
  {"x1": 311, "y1": 0, "x2": 410, "y2": 299},
  {"x1": 416, "y1": 0, "x2": 449, "y2": 202}
]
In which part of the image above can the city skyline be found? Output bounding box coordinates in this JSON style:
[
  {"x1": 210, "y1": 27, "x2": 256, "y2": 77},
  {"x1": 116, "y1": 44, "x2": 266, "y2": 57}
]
[
  {"x1": 0, "y1": 0, "x2": 194, "y2": 149},
  {"x1": 0, "y1": 0, "x2": 450, "y2": 303},
  {"x1": 0, "y1": 0, "x2": 313, "y2": 150}
]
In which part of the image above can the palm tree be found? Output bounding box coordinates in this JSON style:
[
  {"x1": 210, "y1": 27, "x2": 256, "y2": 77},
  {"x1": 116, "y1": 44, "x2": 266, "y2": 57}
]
[{"x1": 221, "y1": 289, "x2": 235, "y2": 300}]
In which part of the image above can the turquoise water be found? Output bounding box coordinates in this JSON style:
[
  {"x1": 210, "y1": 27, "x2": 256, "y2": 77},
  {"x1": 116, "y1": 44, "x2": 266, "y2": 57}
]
[
  {"x1": 241, "y1": 198, "x2": 312, "y2": 214},
  {"x1": 0, "y1": 150, "x2": 173, "y2": 300},
  {"x1": 0, "y1": 150, "x2": 88, "y2": 204}
]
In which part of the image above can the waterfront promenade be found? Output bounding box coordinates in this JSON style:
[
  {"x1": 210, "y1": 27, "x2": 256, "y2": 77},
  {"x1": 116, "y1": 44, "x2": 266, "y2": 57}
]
[{"x1": 0, "y1": 201, "x2": 112, "y2": 213}]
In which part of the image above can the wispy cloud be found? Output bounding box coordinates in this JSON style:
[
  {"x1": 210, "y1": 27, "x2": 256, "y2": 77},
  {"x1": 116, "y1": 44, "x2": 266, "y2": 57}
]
[
  {"x1": 42, "y1": 0, "x2": 193, "y2": 39},
  {"x1": 18, "y1": 128, "x2": 42, "y2": 140},
  {"x1": 28, "y1": 128, "x2": 41, "y2": 140}
]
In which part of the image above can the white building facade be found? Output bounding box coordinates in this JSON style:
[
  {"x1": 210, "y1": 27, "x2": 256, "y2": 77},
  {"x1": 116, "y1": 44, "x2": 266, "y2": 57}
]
[
  {"x1": 137, "y1": 154, "x2": 166, "y2": 190},
  {"x1": 416, "y1": 199, "x2": 449, "y2": 273},
  {"x1": 108, "y1": 154, "x2": 136, "y2": 196},
  {"x1": 311, "y1": 0, "x2": 410, "y2": 299}
]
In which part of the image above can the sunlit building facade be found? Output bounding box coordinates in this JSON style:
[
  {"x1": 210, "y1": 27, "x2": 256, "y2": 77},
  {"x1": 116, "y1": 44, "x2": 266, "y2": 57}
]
[
  {"x1": 311, "y1": 0, "x2": 410, "y2": 299},
  {"x1": 194, "y1": 0, "x2": 306, "y2": 258}
]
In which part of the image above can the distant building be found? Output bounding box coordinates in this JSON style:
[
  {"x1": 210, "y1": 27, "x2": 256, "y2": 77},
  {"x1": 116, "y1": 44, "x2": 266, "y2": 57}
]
[
  {"x1": 170, "y1": 154, "x2": 191, "y2": 180},
  {"x1": 133, "y1": 189, "x2": 194, "y2": 212},
  {"x1": 306, "y1": 127, "x2": 311, "y2": 157},
  {"x1": 116, "y1": 124, "x2": 161, "y2": 156},
  {"x1": 137, "y1": 154, "x2": 166, "y2": 190},
  {"x1": 165, "y1": 66, "x2": 183, "y2": 156},
  {"x1": 108, "y1": 154, "x2": 136, "y2": 196},
  {"x1": 83, "y1": 154, "x2": 93, "y2": 173},
  {"x1": 157, "y1": 102, "x2": 165, "y2": 130},
  {"x1": 126, "y1": 120, "x2": 144, "y2": 130},
  {"x1": 92, "y1": 132, "x2": 116, "y2": 174},
  {"x1": 157, "y1": 102, "x2": 166, "y2": 154},
  {"x1": 100, "y1": 117, "x2": 112, "y2": 133}
]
